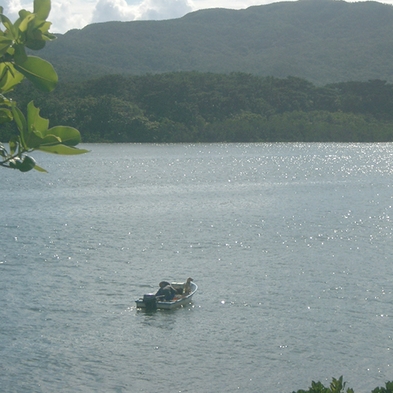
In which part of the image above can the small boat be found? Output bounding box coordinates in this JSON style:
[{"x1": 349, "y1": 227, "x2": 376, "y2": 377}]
[{"x1": 136, "y1": 280, "x2": 198, "y2": 310}]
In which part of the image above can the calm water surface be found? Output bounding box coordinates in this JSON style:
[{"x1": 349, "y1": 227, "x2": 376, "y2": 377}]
[{"x1": 1, "y1": 143, "x2": 393, "y2": 392}]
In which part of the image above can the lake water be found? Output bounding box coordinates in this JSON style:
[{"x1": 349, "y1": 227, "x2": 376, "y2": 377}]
[{"x1": 1, "y1": 143, "x2": 392, "y2": 393}]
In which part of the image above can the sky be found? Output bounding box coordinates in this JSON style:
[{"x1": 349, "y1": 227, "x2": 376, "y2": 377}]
[
  {"x1": 2, "y1": 0, "x2": 392, "y2": 34},
  {"x1": 3, "y1": 0, "x2": 272, "y2": 34}
]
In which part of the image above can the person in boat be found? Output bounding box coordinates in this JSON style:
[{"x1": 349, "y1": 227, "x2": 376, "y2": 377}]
[
  {"x1": 155, "y1": 281, "x2": 177, "y2": 301},
  {"x1": 184, "y1": 277, "x2": 193, "y2": 295}
]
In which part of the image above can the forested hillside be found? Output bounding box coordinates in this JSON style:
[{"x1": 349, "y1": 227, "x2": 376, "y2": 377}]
[
  {"x1": 3, "y1": 72, "x2": 393, "y2": 143},
  {"x1": 39, "y1": 0, "x2": 393, "y2": 85}
]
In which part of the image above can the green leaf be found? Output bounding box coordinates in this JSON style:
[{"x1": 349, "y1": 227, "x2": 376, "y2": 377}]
[
  {"x1": 27, "y1": 101, "x2": 49, "y2": 133},
  {"x1": 0, "y1": 107, "x2": 12, "y2": 123},
  {"x1": 13, "y1": 55, "x2": 58, "y2": 92},
  {"x1": 0, "y1": 64, "x2": 24, "y2": 93},
  {"x1": 0, "y1": 14, "x2": 17, "y2": 40},
  {"x1": 11, "y1": 105, "x2": 27, "y2": 136},
  {"x1": 14, "y1": 10, "x2": 29, "y2": 34},
  {"x1": 18, "y1": 155, "x2": 36, "y2": 172},
  {"x1": 38, "y1": 144, "x2": 89, "y2": 155},
  {"x1": 22, "y1": 101, "x2": 51, "y2": 148},
  {"x1": 25, "y1": 38, "x2": 46, "y2": 50},
  {"x1": 13, "y1": 43, "x2": 28, "y2": 64},
  {"x1": 25, "y1": 132, "x2": 45, "y2": 149},
  {"x1": 17, "y1": 12, "x2": 35, "y2": 33},
  {"x1": 33, "y1": 163, "x2": 47, "y2": 172},
  {"x1": 34, "y1": 0, "x2": 51, "y2": 21},
  {"x1": 12, "y1": 103, "x2": 44, "y2": 150},
  {"x1": 46, "y1": 126, "x2": 82, "y2": 146},
  {"x1": 40, "y1": 134, "x2": 61, "y2": 145},
  {"x1": 39, "y1": 22, "x2": 55, "y2": 39},
  {"x1": 0, "y1": 36, "x2": 13, "y2": 56},
  {"x1": 25, "y1": 17, "x2": 55, "y2": 49},
  {"x1": 9, "y1": 136, "x2": 18, "y2": 155}
]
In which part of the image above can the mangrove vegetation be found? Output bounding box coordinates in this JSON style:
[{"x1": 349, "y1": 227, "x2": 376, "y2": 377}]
[{"x1": 3, "y1": 72, "x2": 393, "y2": 143}]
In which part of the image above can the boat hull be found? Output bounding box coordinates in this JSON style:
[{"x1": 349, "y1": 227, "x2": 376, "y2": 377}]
[{"x1": 136, "y1": 282, "x2": 197, "y2": 310}]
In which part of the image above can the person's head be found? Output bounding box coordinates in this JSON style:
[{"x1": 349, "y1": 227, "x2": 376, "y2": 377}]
[
  {"x1": 159, "y1": 281, "x2": 170, "y2": 288},
  {"x1": 186, "y1": 277, "x2": 193, "y2": 283}
]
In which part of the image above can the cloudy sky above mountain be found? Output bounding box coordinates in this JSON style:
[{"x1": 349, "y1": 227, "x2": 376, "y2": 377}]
[{"x1": 2, "y1": 0, "x2": 392, "y2": 34}]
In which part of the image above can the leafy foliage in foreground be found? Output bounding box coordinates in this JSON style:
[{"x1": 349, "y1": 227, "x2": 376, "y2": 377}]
[
  {"x1": 0, "y1": 0, "x2": 87, "y2": 173},
  {"x1": 5, "y1": 72, "x2": 393, "y2": 143},
  {"x1": 294, "y1": 377, "x2": 393, "y2": 393}
]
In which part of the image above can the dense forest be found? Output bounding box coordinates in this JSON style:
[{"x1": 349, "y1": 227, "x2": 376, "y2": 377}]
[
  {"x1": 39, "y1": 0, "x2": 393, "y2": 85},
  {"x1": 3, "y1": 72, "x2": 393, "y2": 143}
]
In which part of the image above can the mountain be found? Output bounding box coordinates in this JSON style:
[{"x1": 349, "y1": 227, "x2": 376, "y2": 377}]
[{"x1": 40, "y1": 0, "x2": 393, "y2": 85}]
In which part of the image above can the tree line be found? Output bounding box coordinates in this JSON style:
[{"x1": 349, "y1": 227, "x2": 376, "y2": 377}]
[{"x1": 3, "y1": 72, "x2": 393, "y2": 143}]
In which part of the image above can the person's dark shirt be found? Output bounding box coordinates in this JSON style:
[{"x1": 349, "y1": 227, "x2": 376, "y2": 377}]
[{"x1": 156, "y1": 285, "x2": 176, "y2": 300}]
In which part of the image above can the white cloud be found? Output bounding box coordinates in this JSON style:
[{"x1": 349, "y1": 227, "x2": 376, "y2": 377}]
[
  {"x1": 2, "y1": 0, "x2": 197, "y2": 33},
  {"x1": 2, "y1": 0, "x2": 27, "y2": 21},
  {"x1": 91, "y1": 0, "x2": 193, "y2": 24},
  {"x1": 50, "y1": 1, "x2": 94, "y2": 33},
  {"x1": 92, "y1": 0, "x2": 136, "y2": 23},
  {"x1": 137, "y1": 0, "x2": 193, "y2": 20},
  {"x1": 191, "y1": 0, "x2": 266, "y2": 10},
  {"x1": 2, "y1": 0, "x2": 94, "y2": 33}
]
